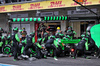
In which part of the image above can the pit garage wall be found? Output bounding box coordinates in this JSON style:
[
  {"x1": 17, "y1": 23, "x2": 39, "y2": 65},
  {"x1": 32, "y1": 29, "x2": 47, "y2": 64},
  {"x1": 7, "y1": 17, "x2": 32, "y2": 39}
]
[
  {"x1": 0, "y1": 14, "x2": 35, "y2": 36},
  {"x1": 61, "y1": 21, "x2": 66, "y2": 33},
  {"x1": 10, "y1": 11, "x2": 36, "y2": 34},
  {"x1": 0, "y1": 14, "x2": 9, "y2": 32},
  {"x1": 30, "y1": 22, "x2": 35, "y2": 33}
]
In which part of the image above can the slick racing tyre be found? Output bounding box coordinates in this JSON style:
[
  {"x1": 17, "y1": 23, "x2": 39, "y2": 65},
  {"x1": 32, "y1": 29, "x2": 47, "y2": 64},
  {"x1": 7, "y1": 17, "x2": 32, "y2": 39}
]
[{"x1": 2, "y1": 45, "x2": 11, "y2": 54}]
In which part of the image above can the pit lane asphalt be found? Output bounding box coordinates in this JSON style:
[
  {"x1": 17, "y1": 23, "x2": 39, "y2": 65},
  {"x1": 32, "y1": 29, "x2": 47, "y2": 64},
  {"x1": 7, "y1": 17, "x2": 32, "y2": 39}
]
[{"x1": 0, "y1": 56, "x2": 100, "y2": 66}]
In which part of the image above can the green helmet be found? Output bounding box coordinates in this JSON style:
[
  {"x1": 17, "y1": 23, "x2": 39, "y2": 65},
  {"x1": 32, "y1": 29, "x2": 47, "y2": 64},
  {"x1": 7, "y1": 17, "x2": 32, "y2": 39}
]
[{"x1": 13, "y1": 27, "x2": 18, "y2": 31}]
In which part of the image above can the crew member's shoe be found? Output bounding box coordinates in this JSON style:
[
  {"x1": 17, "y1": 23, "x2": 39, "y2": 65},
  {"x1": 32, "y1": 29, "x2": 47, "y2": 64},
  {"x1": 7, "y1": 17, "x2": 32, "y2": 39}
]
[
  {"x1": 21, "y1": 55, "x2": 29, "y2": 58},
  {"x1": 13, "y1": 58, "x2": 20, "y2": 61},
  {"x1": 54, "y1": 56, "x2": 58, "y2": 60},
  {"x1": 44, "y1": 55, "x2": 47, "y2": 59},
  {"x1": 72, "y1": 56, "x2": 76, "y2": 59}
]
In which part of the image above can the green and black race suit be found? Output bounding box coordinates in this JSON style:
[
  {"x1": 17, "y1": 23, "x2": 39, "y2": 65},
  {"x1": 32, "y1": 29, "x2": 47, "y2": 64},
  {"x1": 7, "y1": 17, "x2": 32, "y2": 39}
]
[{"x1": 12, "y1": 33, "x2": 20, "y2": 59}]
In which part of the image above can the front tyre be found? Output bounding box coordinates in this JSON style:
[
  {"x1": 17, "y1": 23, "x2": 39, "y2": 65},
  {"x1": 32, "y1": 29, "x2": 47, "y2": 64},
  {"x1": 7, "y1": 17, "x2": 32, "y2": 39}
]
[{"x1": 2, "y1": 45, "x2": 11, "y2": 54}]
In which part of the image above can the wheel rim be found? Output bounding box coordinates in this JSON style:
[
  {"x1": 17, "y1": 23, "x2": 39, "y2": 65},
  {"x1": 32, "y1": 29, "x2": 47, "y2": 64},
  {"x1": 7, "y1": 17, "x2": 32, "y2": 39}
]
[{"x1": 4, "y1": 47, "x2": 11, "y2": 54}]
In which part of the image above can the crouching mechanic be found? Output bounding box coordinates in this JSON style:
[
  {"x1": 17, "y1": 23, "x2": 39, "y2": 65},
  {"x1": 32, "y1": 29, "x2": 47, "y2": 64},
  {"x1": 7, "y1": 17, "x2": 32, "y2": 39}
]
[
  {"x1": 74, "y1": 34, "x2": 88, "y2": 59},
  {"x1": 23, "y1": 32, "x2": 41, "y2": 59},
  {"x1": 45, "y1": 35, "x2": 58, "y2": 60},
  {"x1": 22, "y1": 32, "x2": 35, "y2": 57},
  {"x1": 35, "y1": 38, "x2": 46, "y2": 59},
  {"x1": 12, "y1": 27, "x2": 20, "y2": 61}
]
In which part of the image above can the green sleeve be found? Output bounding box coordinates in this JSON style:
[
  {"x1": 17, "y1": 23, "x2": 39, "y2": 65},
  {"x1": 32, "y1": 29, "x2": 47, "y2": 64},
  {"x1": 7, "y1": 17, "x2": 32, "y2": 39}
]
[
  {"x1": 5, "y1": 40, "x2": 8, "y2": 45},
  {"x1": 85, "y1": 41, "x2": 88, "y2": 50},
  {"x1": 1, "y1": 36, "x2": 4, "y2": 39},
  {"x1": 42, "y1": 38, "x2": 45, "y2": 43},
  {"x1": 32, "y1": 37, "x2": 35, "y2": 43},
  {"x1": 54, "y1": 40, "x2": 58, "y2": 48},
  {"x1": 48, "y1": 36, "x2": 50, "y2": 40},
  {"x1": 85, "y1": 38, "x2": 89, "y2": 50},
  {"x1": 21, "y1": 46, "x2": 24, "y2": 54},
  {"x1": 15, "y1": 34, "x2": 20, "y2": 42},
  {"x1": 25, "y1": 39, "x2": 27, "y2": 44},
  {"x1": 8, "y1": 35, "x2": 10, "y2": 39},
  {"x1": 36, "y1": 43, "x2": 42, "y2": 49},
  {"x1": 0, "y1": 42, "x2": 3, "y2": 47}
]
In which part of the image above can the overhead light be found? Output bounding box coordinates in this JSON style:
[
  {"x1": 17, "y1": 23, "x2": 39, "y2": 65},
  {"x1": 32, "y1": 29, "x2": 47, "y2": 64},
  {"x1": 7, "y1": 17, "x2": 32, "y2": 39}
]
[
  {"x1": 43, "y1": 16, "x2": 67, "y2": 21},
  {"x1": 12, "y1": 18, "x2": 41, "y2": 22}
]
